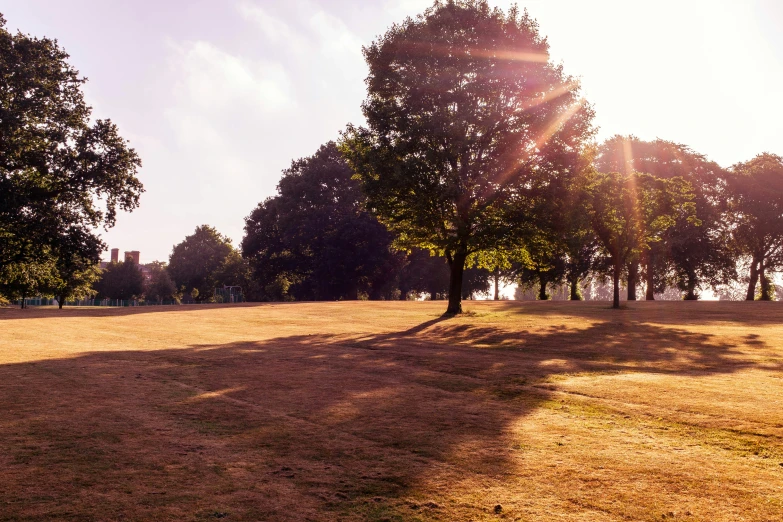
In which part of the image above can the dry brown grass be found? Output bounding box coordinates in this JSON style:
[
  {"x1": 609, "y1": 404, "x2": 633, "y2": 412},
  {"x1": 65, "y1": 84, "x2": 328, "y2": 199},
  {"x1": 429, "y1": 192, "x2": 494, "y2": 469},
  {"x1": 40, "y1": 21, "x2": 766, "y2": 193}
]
[{"x1": 1, "y1": 301, "x2": 782, "y2": 521}]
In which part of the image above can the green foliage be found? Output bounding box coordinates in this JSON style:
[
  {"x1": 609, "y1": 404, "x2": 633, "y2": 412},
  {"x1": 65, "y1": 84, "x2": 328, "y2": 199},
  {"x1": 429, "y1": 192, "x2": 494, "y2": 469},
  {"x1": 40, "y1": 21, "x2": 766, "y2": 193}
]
[
  {"x1": 242, "y1": 142, "x2": 404, "y2": 301},
  {"x1": 597, "y1": 136, "x2": 733, "y2": 300},
  {"x1": 341, "y1": 0, "x2": 594, "y2": 313},
  {"x1": 588, "y1": 171, "x2": 696, "y2": 307},
  {"x1": 0, "y1": 14, "x2": 142, "y2": 298},
  {"x1": 168, "y1": 225, "x2": 234, "y2": 302},
  {"x1": 94, "y1": 260, "x2": 144, "y2": 301},
  {"x1": 0, "y1": 257, "x2": 58, "y2": 307},
  {"x1": 729, "y1": 153, "x2": 783, "y2": 300},
  {"x1": 48, "y1": 263, "x2": 100, "y2": 308},
  {"x1": 144, "y1": 261, "x2": 177, "y2": 304}
]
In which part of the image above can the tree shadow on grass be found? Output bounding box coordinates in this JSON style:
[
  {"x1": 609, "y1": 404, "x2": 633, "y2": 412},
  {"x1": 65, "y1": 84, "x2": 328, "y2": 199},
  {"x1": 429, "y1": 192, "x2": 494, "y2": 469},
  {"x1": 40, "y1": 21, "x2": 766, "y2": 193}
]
[
  {"x1": 483, "y1": 299, "x2": 783, "y2": 327},
  {"x1": 0, "y1": 315, "x2": 779, "y2": 521}
]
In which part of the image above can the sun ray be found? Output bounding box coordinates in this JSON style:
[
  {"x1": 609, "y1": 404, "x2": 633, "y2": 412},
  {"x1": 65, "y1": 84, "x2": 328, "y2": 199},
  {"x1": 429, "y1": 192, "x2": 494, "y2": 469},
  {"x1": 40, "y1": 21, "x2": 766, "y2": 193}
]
[
  {"x1": 534, "y1": 97, "x2": 586, "y2": 151},
  {"x1": 622, "y1": 137, "x2": 635, "y2": 175}
]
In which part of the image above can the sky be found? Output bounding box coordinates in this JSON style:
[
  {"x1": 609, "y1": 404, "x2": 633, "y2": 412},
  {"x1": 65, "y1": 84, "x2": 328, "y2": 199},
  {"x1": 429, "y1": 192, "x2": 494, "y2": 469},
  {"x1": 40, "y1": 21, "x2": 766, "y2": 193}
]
[{"x1": 3, "y1": 0, "x2": 783, "y2": 264}]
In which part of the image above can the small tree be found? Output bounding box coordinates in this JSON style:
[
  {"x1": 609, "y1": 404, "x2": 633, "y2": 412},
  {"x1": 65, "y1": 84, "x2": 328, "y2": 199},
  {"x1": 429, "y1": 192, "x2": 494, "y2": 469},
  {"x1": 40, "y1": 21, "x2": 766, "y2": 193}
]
[
  {"x1": 50, "y1": 263, "x2": 99, "y2": 308},
  {"x1": 144, "y1": 262, "x2": 177, "y2": 304},
  {"x1": 94, "y1": 260, "x2": 144, "y2": 301},
  {"x1": 0, "y1": 258, "x2": 58, "y2": 308},
  {"x1": 169, "y1": 225, "x2": 233, "y2": 302}
]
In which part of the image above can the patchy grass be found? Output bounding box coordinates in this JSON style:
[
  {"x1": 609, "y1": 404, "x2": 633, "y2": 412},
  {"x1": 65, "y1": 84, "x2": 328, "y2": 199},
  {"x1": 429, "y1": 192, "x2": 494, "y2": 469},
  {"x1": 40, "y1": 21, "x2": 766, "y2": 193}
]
[{"x1": 0, "y1": 300, "x2": 782, "y2": 521}]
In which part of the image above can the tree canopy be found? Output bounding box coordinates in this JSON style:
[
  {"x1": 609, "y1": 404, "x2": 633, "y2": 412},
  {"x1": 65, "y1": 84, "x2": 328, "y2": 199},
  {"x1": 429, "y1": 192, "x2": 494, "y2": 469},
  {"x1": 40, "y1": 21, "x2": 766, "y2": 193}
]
[
  {"x1": 728, "y1": 153, "x2": 783, "y2": 300},
  {"x1": 168, "y1": 225, "x2": 236, "y2": 302},
  {"x1": 243, "y1": 142, "x2": 404, "y2": 301},
  {"x1": 94, "y1": 260, "x2": 144, "y2": 301},
  {"x1": 342, "y1": 0, "x2": 594, "y2": 313},
  {"x1": 0, "y1": 13, "x2": 143, "y2": 300}
]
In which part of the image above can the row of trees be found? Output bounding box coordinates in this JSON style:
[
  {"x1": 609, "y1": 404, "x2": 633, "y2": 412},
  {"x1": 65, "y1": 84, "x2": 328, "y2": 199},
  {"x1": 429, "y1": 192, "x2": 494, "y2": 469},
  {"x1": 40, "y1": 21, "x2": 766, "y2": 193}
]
[
  {"x1": 243, "y1": 1, "x2": 783, "y2": 312},
  {"x1": 48, "y1": 226, "x2": 251, "y2": 305},
  {"x1": 241, "y1": 138, "x2": 783, "y2": 309},
  {"x1": 3, "y1": 3, "x2": 781, "y2": 313}
]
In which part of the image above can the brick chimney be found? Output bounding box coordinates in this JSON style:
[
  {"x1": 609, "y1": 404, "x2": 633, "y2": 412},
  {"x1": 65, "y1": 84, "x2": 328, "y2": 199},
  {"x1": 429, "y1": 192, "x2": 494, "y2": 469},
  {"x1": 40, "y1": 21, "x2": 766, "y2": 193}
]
[
  {"x1": 111, "y1": 248, "x2": 119, "y2": 263},
  {"x1": 130, "y1": 251, "x2": 140, "y2": 264}
]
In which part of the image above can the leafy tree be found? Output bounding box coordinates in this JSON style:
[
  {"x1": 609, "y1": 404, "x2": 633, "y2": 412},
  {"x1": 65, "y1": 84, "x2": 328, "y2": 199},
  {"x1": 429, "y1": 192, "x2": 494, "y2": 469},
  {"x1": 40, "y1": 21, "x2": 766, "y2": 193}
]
[
  {"x1": 728, "y1": 153, "x2": 783, "y2": 300},
  {"x1": 214, "y1": 251, "x2": 252, "y2": 293},
  {"x1": 596, "y1": 136, "x2": 732, "y2": 300},
  {"x1": 516, "y1": 234, "x2": 566, "y2": 301},
  {"x1": 144, "y1": 262, "x2": 177, "y2": 304},
  {"x1": 0, "y1": 257, "x2": 58, "y2": 308},
  {"x1": 94, "y1": 260, "x2": 144, "y2": 301},
  {"x1": 169, "y1": 225, "x2": 233, "y2": 302},
  {"x1": 49, "y1": 261, "x2": 99, "y2": 309},
  {"x1": 342, "y1": 0, "x2": 594, "y2": 314},
  {"x1": 462, "y1": 267, "x2": 492, "y2": 299},
  {"x1": 541, "y1": 150, "x2": 599, "y2": 300},
  {"x1": 243, "y1": 142, "x2": 404, "y2": 301},
  {"x1": 588, "y1": 172, "x2": 695, "y2": 308},
  {"x1": 0, "y1": 14, "x2": 143, "y2": 283}
]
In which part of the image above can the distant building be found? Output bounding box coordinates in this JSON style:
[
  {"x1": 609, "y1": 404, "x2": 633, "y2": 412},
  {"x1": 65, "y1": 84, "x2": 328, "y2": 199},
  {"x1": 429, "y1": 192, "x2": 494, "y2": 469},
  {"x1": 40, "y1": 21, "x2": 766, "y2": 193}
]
[{"x1": 100, "y1": 247, "x2": 154, "y2": 281}]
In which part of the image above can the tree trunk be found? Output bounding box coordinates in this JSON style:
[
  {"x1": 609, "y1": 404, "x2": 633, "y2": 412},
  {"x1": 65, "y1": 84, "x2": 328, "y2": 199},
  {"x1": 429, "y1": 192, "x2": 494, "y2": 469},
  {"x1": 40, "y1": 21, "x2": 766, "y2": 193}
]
[
  {"x1": 746, "y1": 256, "x2": 759, "y2": 301},
  {"x1": 493, "y1": 269, "x2": 500, "y2": 301},
  {"x1": 569, "y1": 279, "x2": 582, "y2": 301},
  {"x1": 612, "y1": 263, "x2": 621, "y2": 309},
  {"x1": 58, "y1": 295, "x2": 65, "y2": 309},
  {"x1": 684, "y1": 273, "x2": 699, "y2": 300},
  {"x1": 538, "y1": 276, "x2": 549, "y2": 301},
  {"x1": 627, "y1": 262, "x2": 638, "y2": 301},
  {"x1": 759, "y1": 262, "x2": 772, "y2": 301},
  {"x1": 645, "y1": 255, "x2": 655, "y2": 300},
  {"x1": 446, "y1": 248, "x2": 467, "y2": 314}
]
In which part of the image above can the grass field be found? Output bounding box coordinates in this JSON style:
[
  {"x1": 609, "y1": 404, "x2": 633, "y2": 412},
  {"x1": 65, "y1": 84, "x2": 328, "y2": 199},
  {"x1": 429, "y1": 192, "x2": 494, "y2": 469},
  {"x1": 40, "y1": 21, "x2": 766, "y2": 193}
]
[{"x1": 1, "y1": 301, "x2": 782, "y2": 521}]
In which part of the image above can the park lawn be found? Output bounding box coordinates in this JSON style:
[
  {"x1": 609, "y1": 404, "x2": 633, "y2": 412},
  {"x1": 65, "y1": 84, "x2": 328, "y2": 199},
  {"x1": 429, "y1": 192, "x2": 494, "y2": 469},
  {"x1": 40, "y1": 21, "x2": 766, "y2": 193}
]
[{"x1": 0, "y1": 301, "x2": 782, "y2": 521}]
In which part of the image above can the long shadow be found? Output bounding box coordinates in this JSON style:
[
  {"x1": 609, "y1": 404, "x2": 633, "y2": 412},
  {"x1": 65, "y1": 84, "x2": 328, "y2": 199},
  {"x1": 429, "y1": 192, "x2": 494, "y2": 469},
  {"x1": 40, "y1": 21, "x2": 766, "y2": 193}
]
[
  {"x1": 484, "y1": 299, "x2": 783, "y2": 326},
  {"x1": 0, "y1": 315, "x2": 780, "y2": 520}
]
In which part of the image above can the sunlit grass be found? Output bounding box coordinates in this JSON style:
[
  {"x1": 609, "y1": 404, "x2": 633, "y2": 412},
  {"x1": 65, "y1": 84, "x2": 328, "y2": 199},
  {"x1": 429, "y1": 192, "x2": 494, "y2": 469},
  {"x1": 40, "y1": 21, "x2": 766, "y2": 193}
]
[{"x1": 0, "y1": 301, "x2": 781, "y2": 520}]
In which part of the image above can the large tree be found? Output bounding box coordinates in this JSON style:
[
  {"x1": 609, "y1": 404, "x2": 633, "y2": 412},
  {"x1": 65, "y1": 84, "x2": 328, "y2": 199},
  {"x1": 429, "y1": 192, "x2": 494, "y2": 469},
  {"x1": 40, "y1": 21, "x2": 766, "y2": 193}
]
[
  {"x1": 728, "y1": 153, "x2": 783, "y2": 300},
  {"x1": 243, "y1": 142, "x2": 404, "y2": 301},
  {"x1": 0, "y1": 14, "x2": 143, "y2": 282},
  {"x1": 169, "y1": 225, "x2": 234, "y2": 302},
  {"x1": 342, "y1": 0, "x2": 594, "y2": 314}
]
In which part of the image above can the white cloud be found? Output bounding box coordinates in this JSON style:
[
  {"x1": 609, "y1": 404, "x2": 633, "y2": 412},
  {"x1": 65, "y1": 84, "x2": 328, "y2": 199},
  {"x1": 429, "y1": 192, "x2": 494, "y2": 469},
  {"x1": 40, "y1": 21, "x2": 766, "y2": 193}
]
[{"x1": 170, "y1": 40, "x2": 293, "y2": 114}]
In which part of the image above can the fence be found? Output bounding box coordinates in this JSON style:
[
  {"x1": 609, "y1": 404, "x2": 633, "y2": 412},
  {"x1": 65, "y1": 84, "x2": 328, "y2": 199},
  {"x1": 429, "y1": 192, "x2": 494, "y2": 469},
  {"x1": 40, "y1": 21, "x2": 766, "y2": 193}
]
[
  {"x1": 213, "y1": 286, "x2": 245, "y2": 304},
  {"x1": 19, "y1": 298, "x2": 239, "y2": 307}
]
